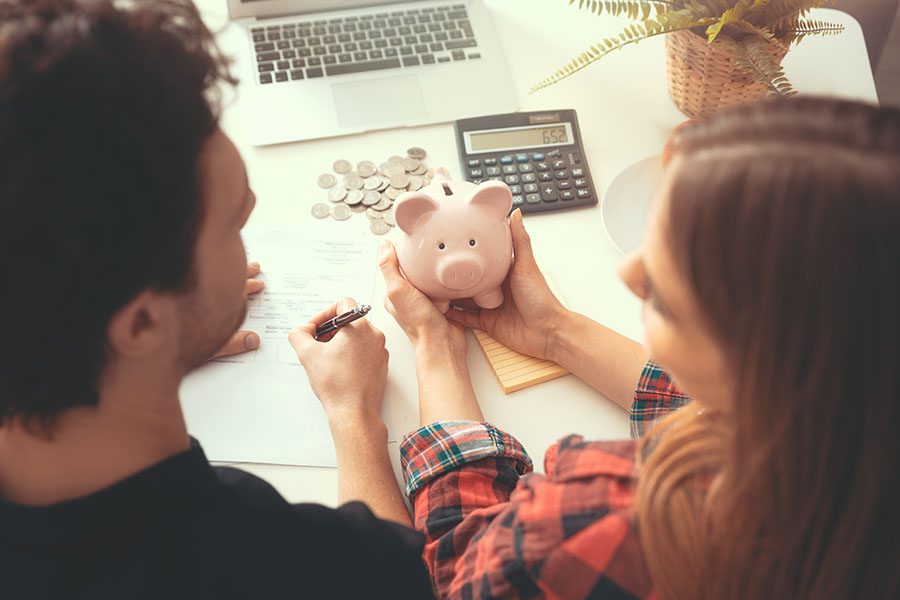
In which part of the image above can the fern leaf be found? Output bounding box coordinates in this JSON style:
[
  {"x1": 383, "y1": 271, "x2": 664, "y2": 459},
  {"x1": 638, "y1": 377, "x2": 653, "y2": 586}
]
[
  {"x1": 729, "y1": 21, "x2": 789, "y2": 51},
  {"x1": 717, "y1": 36, "x2": 796, "y2": 95},
  {"x1": 567, "y1": 0, "x2": 675, "y2": 18},
  {"x1": 706, "y1": 0, "x2": 754, "y2": 42},
  {"x1": 530, "y1": 16, "x2": 718, "y2": 93},
  {"x1": 757, "y1": 0, "x2": 829, "y2": 29}
]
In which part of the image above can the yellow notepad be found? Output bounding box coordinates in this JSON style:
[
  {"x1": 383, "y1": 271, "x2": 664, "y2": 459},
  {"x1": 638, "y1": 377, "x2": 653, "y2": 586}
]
[{"x1": 473, "y1": 271, "x2": 568, "y2": 394}]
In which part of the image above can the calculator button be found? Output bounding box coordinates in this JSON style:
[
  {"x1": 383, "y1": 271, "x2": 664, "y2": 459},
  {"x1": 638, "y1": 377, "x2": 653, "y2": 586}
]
[
  {"x1": 560, "y1": 189, "x2": 575, "y2": 201},
  {"x1": 576, "y1": 188, "x2": 592, "y2": 198},
  {"x1": 536, "y1": 162, "x2": 550, "y2": 171},
  {"x1": 557, "y1": 180, "x2": 572, "y2": 190},
  {"x1": 532, "y1": 152, "x2": 545, "y2": 161},
  {"x1": 468, "y1": 159, "x2": 481, "y2": 167},
  {"x1": 538, "y1": 172, "x2": 553, "y2": 182},
  {"x1": 525, "y1": 193, "x2": 541, "y2": 204},
  {"x1": 512, "y1": 195, "x2": 524, "y2": 206},
  {"x1": 485, "y1": 166, "x2": 501, "y2": 176},
  {"x1": 483, "y1": 157, "x2": 498, "y2": 166},
  {"x1": 571, "y1": 167, "x2": 585, "y2": 178},
  {"x1": 518, "y1": 164, "x2": 533, "y2": 173},
  {"x1": 500, "y1": 155, "x2": 514, "y2": 165},
  {"x1": 502, "y1": 165, "x2": 517, "y2": 174},
  {"x1": 551, "y1": 159, "x2": 566, "y2": 169},
  {"x1": 523, "y1": 183, "x2": 538, "y2": 193},
  {"x1": 521, "y1": 173, "x2": 536, "y2": 183},
  {"x1": 515, "y1": 153, "x2": 529, "y2": 163},
  {"x1": 504, "y1": 174, "x2": 520, "y2": 184},
  {"x1": 541, "y1": 185, "x2": 558, "y2": 201},
  {"x1": 570, "y1": 153, "x2": 582, "y2": 164},
  {"x1": 555, "y1": 170, "x2": 569, "y2": 180},
  {"x1": 469, "y1": 168, "x2": 483, "y2": 178},
  {"x1": 509, "y1": 184, "x2": 522, "y2": 194},
  {"x1": 574, "y1": 178, "x2": 588, "y2": 188}
]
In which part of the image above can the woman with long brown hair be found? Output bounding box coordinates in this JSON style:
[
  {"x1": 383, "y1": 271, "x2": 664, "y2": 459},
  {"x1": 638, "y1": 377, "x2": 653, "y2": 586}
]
[{"x1": 377, "y1": 97, "x2": 900, "y2": 599}]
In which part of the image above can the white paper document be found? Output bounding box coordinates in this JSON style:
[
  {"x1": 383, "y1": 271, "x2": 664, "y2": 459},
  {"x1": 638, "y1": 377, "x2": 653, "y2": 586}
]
[{"x1": 180, "y1": 227, "x2": 380, "y2": 467}]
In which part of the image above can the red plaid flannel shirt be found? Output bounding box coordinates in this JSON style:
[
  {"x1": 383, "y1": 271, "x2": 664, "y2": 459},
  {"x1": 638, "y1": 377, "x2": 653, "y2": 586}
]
[{"x1": 399, "y1": 361, "x2": 690, "y2": 599}]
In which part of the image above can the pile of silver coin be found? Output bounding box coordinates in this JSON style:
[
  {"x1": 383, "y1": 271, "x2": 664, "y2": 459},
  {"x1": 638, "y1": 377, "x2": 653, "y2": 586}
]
[{"x1": 312, "y1": 147, "x2": 433, "y2": 236}]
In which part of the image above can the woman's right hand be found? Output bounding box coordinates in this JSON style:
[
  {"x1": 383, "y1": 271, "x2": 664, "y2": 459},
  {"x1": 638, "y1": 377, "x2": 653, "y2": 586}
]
[{"x1": 446, "y1": 209, "x2": 569, "y2": 361}]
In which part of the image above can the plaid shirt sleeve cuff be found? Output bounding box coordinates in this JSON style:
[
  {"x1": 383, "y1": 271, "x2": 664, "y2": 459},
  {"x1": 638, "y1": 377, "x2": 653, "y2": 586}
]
[
  {"x1": 630, "y1": 360, "x2": 693, "y2": 439},
  {"x1": 400, "y1": 420, "x2": 533, "y2": 498}
]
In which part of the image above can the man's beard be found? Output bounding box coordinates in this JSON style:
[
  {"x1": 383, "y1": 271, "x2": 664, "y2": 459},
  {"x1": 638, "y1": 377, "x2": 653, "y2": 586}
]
[{"x1": 176, "y1": 294, "x2": 248, "y2": 373}]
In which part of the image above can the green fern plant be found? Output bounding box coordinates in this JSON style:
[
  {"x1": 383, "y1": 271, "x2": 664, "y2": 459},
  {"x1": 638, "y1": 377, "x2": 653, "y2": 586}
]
[{"x1": 530, "y1": 0, "x2": 845, "y2": 95}]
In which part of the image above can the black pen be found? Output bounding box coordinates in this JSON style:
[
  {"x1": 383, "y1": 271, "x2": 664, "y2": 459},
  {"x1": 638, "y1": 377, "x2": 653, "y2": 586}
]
[{"x1": 315, "y1": 304, "x2": 372, "y2": 340}]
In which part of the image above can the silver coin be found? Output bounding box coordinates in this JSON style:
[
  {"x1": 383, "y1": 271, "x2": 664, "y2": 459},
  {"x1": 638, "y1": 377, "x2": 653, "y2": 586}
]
[
  {"x1": 407, "y1": 147, "x2": 427, "y2": 160},
  {"x1": 328, "y1": 186, "x2": 348, "y2": 203},
  {"x1": 343, "y1": 174, "x2": 364, "y2": 190},
  {"x1": 317, "y1": 173, "x2": 337, "y2": 189},
  {"x1": 357, "y1": 160, "x2": 377, "y2": 178},
  {"x1": 378, "y1": 162, "x2": 391, "y2": 174},
  {"x1": 390, "y1": 173, "x2": 410, "y2": 189},
  {"x1": 385, "y1": 186, "x2": 404, "y2": 200},
  {"x1": 363, "y1": 176, "x2": 382, "y2": 191},
  {"x1": 332, "y1": 204, "x2": 352, "y2": 221},
  {"x1": 366, "y1": 207, "x2": 387, "y2": 220},
  {"x1": 362, "y1": 190, "x2": 381, "y2": 206},
  {"x1": 387, "y1": 155, "x2": 404, "y2": 165},
  {"x1": 311, "y1": 203, "x2": 331, "y2": 219},
  {"x1": 408, "y1": 176, "x2": 424, "y2": 191},
  {"x1": 333, "y1": 159, "x2": 352, "y2": 174},
  {"x1": 373, "y1": 196, "x2": 393, "y2": 211},
  {"x1": 345, "y1": 189, "x2": 365, "y2": 205},
  {"x1": 382, "y1": 208, "x2": 396, "y2": 226},
  {"x1": 377, "y1": 177, "x2": 390, "y2": 192},
  {"x1": 412, "y1": 163, "x2": 429, "y2": 176},
  {"x1": 401, "y1": 157, "x2": 420, "y2": 173},
  {"x1": 370, "y1": 219, "x2": 392, "y2": 236},
  {"x1": 384, "y1": 164, "x2": 405, "y2": 178},
  {"x1": 350, "y1": 204, "x2": 368, "y2": 213}
]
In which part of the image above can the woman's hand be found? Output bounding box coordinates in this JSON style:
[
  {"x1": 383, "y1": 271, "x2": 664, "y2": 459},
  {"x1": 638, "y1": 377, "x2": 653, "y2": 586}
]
[
  {"x1": 378, "y1": 241, "x2": 482, "y2": 424},
  {"x1": 446, "y1": 210, "x2": 569, "y2": 362},
  {"x1": 211, "y1": 262, "x2": 265, "y2": 358},
  {"x1": 378, "y1": 240, "x2": 467, "y2": 362},
  {"x1": 289, "y1": 297, "x2": 389, "y2": 427}
]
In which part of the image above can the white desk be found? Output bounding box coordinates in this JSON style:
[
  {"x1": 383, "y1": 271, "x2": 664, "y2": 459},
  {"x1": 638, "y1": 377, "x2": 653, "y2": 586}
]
[{"x1": 193, "y1": 0, "x2": 878, "y2": 505}]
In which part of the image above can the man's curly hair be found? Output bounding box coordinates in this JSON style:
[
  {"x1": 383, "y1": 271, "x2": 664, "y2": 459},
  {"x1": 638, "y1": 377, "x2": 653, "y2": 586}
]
[{"x1": 0, "y1": 0, "x2": 235, "y2": 430}]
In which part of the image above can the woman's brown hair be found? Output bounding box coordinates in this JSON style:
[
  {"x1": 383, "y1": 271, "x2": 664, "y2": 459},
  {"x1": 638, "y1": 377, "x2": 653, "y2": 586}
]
[{"x1": 637, "y1": 97, "x2": 900, "y2": 599}]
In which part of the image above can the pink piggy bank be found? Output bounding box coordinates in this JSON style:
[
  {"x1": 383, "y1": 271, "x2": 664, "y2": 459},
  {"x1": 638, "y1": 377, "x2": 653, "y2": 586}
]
[{"x1": 393, "y1": 167, "x2": 513, "y2": 313}]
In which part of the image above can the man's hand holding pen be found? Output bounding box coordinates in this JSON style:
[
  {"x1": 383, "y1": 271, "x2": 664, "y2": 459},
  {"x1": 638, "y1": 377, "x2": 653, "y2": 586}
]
[{"x1": 289, "y1": 298, "x2": 388, "y2": 433}]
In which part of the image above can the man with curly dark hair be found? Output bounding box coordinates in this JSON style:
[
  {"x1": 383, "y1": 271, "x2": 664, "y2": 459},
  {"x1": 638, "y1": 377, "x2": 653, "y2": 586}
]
[{"x1": 0, "y1": 1, "x2": 433, "y2": 598}]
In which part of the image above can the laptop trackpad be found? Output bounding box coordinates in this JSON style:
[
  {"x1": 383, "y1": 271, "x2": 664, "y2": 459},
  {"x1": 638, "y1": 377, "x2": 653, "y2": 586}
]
[{"x1": 332, "y1": 76, "x2": 427, "y2": 128}]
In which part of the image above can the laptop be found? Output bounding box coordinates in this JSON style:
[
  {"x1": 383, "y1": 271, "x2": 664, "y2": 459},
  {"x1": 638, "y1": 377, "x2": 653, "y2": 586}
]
[{"x1": 227, "y1": 0, "x2": 519, "y2": 146}]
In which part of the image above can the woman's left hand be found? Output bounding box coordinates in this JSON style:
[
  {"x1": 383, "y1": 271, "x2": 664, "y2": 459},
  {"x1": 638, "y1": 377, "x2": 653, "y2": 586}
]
[{"x1": 378, "y1": 241, "x2": 467, "y2": 358}]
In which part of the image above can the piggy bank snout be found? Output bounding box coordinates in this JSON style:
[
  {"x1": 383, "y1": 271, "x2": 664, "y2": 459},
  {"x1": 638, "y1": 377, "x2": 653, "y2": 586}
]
[{"x1": 438, "y1": 256, "x2": 485, "y2": 291}]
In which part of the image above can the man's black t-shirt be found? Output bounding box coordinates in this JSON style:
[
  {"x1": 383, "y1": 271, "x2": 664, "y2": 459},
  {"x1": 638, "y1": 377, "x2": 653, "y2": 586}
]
[{"x1": 0, "y1": 441, "x2": 434, "y2": 599}]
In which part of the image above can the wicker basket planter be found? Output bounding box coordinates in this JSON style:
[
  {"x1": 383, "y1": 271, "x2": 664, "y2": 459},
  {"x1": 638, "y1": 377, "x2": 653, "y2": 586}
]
[{"x1": 665, "y1": 28, "x2": 789, "y2": 119}]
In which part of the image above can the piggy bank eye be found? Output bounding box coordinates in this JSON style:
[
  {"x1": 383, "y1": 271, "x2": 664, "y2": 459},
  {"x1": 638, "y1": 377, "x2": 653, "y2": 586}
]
[
  {"x1": 469, "y1": 239, "x2": 477, "y2": 247},
  {"x1": 438, "y1": 242, "x2": 446, "y2": 250}
]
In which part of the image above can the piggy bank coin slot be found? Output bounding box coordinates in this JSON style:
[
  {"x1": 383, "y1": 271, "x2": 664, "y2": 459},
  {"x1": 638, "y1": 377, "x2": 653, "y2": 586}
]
[{"x1": 441, "y1": 183, "x2": 453, "y2": 195}]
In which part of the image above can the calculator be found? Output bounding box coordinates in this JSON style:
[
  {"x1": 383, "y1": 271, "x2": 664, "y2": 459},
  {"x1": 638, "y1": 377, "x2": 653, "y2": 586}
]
[{"x1": 454, "y1": 109, "x2": 597, "y2": 214}]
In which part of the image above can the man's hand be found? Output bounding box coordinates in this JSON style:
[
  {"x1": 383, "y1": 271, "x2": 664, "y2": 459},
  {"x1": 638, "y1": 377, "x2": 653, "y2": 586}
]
[
  {"x1": 446, "y1": 209, "x2": 569, "y2": 361},
  {"x1": 211, "y1": 262, "x2": 265, "y2": 359},
  {"x1": 289, "y1": 297, "x2": 389, "y2": 428}
]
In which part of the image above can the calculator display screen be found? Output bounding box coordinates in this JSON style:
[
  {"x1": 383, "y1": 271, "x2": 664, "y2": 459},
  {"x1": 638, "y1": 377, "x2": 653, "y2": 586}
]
[{"x1": 466, "y1": 123, "x2": 573, "y2": 153}]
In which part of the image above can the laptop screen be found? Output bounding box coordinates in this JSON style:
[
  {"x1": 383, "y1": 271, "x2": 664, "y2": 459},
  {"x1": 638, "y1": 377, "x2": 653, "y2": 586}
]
[{"x1": 229, "y1": 0, "x2": 424, "y2": 20}]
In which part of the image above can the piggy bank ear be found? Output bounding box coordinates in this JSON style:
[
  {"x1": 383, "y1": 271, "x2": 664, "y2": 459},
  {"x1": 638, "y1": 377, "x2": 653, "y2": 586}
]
[
  {"x1": 468, "y1": 180, "x2": 513, "y2": 220},
  {"x1": 394, "y1": 192, "x2": 440, "y2": 235}
]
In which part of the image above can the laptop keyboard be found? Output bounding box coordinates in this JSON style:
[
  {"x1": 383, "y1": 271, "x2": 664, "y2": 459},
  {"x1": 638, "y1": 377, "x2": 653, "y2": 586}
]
[{"x1": 252, "y1": 4, "x2": 480, "y2": 85}]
